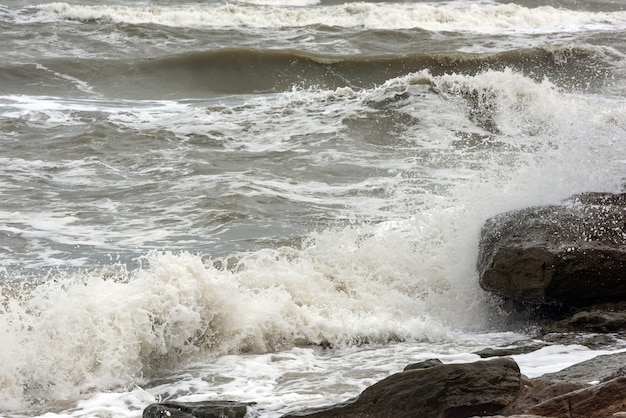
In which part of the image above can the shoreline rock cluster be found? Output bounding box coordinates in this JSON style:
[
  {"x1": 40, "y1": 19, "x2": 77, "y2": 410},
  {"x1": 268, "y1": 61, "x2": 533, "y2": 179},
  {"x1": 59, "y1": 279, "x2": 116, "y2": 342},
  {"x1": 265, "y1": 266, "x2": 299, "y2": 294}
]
[{"x1": 144, "y1": 192, "x2": 626, "y2": 418}]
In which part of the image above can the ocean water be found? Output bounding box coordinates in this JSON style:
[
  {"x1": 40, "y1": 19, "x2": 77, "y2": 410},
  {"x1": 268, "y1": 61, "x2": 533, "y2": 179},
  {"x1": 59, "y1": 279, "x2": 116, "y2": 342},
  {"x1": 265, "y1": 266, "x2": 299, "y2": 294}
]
[{"x1": 1, "y1": 0, "x2": 625, "y2": 416}]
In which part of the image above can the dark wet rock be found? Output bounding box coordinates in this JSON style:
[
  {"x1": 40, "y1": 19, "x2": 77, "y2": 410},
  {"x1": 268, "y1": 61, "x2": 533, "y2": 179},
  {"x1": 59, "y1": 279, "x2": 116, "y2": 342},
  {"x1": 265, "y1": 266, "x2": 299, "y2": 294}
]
[
  {"x1": 474, "y1": 340, "x2": 547, "y2": 358},
  {"x1": 478, "y1": 192, "x2": 626, "y2": 309},
  {"x1": 538, "y1": 331, "x2": 621, "y2": 349},
  {"x1": 480, "y1": 415, "x2": 547, "y2": 418},
  {"x1": 534, "y1": 300, "x2": 626, "y2": 349},
  {"x1": 282, "y1": 357, "x2": 522, "y2": 418},
  {"x1": 541, "y1": 301, "x2": 626, "y2": 334},
  {"x1": 143, "y1": 400, "x2": 253, "y2": 418},
  {"x1": 403, "y1": 358, "x2": 443, "y2": 371},
  {"x1": 527, "y1": 376, "x2": 626, "y2": 418}
]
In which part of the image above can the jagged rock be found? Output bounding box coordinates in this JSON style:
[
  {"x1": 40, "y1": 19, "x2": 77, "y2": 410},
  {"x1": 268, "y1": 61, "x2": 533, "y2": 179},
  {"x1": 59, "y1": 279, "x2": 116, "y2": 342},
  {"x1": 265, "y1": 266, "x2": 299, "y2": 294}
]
[
  {"x1": 527, "y1": 376, "x2": 626, "y2": 418},
  {"x1": 282, "y1": 357, "x2": 522, "y2": 418},
  {"x1": 477, "y1": 192, "x2": 626, "y2": 308},
  {"x1": 143, "y1": 400, "x2": 253, "y2": 418}
]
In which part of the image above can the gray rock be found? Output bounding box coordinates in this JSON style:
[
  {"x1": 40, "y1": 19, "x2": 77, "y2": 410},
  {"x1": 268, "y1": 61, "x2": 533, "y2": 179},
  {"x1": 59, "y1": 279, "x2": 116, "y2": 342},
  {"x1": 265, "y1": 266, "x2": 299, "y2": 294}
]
[
  {"x1": 143, "y1": 400, "x2": 253, "y2": 418},
  {"x1": 474, "y1": 340, "x2": 547, "y2": 358},
  {"x1": 403, "y1": 358, "x2": 443, "y2": 371},
  {"x1": 283, "y1": 357, "x2": 522, "y2": 418},
  {"x1": 541, "y1": 351, "x2": 626, "y2": 383},
  {"x1": 538, "y1": 331, "x2": 621, "y2": 349},
  {"x1": 478, "y1": 192, "x2": 626, "y2": 308}
]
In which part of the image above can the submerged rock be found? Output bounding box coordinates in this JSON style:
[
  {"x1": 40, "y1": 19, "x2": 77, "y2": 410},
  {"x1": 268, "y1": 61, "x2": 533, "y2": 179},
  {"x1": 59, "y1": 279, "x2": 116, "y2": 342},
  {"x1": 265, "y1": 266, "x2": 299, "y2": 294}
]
[
  {"x1": 143, "y1": 400, "x2": 253, "y2": 418},
  {"x1": 402, "y1": 358, "x2": 443, "y2": 371},
  {"x1": 474, "y1": 340, "x2": 547, "y2": 358},
  {"x1": 477, "y1": 192, "x2": 626, "y2": 309},
  {"x1": 283, "y1": 357, "x2": 522, "y2": 418}
]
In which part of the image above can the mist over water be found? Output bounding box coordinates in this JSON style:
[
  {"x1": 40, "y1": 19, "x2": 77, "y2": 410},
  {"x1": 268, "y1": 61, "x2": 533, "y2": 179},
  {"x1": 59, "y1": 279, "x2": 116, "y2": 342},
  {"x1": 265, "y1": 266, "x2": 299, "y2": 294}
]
[{"x1": 0, "y1": 0, "x2": 625, "y2": 415}]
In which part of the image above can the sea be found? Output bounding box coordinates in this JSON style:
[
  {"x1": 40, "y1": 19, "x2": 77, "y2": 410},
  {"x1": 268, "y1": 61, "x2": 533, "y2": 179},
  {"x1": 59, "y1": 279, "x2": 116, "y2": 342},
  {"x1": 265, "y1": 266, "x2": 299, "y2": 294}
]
[{"x1": 1, "y1": 0, "x2": 625, "y2": 416}]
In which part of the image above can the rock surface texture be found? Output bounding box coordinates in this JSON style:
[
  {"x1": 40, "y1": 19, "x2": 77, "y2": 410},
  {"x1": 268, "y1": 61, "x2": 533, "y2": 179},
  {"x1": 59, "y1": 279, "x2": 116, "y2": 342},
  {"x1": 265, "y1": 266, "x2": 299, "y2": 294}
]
[
  {"x1": 143, "y1": 400, "x2": 253, "y2": 418},
  {"x1": 283, "y1": 358, "x2": 522, "y2": 418},
  {"x1": 477, "y1": 192, "x2": 626, "y2": 308},
  {"x1": 526, "y1": 376, "x2": 626, "y2": 418}
]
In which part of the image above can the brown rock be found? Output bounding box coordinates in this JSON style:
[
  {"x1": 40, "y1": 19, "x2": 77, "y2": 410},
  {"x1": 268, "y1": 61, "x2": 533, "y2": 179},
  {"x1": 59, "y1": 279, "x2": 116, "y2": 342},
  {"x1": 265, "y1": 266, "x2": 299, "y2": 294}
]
[
  {"x1": 283, "y1": 357, "x2": 522, "y2": 418},
  {"x1": 501, "y1": 378, "x2": 589, "y2": 415},
  {"x1": 527, "y1": 376, "x2": 626, "y2": 418},
  {"x1": 477, "y1": 192, "x2": 626, "y2": 308}
]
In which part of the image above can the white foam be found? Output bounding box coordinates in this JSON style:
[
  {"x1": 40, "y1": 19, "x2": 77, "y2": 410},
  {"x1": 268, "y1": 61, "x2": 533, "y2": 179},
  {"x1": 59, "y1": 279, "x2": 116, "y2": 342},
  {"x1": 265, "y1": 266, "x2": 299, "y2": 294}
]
[
  {"x1": 38, "y1": 2, "x2": 626, "y2": 32},
  {"x1": 237, "y1": 0, "x2": 321, "y2": 6},
  {"x1": 34, "y1": 64, "x2": 95, "y2": 95},
  {"x1": 513, "y1": 345, "x2": 626, "y2": 378},
  {"x1": 0, "y1": 249, "x2": 477, "y2": 410},
  {"x1": 12, "y1": 336, "x2": 624, "y2": 418}
]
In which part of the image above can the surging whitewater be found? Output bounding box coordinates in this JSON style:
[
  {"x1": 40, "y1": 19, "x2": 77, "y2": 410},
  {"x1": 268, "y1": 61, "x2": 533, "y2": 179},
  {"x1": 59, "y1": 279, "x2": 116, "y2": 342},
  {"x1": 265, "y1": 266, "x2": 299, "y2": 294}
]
[{"x1": 0, "y1": 0, "x2": 625, "y2": 416}]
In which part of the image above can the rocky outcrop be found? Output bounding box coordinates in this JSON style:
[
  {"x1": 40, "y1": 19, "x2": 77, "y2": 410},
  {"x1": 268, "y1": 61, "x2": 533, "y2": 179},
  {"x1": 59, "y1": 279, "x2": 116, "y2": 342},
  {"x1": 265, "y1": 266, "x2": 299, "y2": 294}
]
[
  {"x1": 477, "y1": 192, "x2": 626, "y2": 309},
  {"x1": 283, "y1": 357, "x2": 522, "y2": 418}
]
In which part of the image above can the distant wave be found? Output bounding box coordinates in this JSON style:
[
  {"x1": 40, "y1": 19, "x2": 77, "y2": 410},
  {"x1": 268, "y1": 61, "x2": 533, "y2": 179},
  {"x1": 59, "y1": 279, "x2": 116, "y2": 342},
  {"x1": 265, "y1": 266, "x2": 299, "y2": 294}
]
[
  {"x1": 147, "y1": 46, "x2": 616, "y2": 90},
  {"x1": 1, "y1": 45, "x2": 616, "y2": 98},
  {"x1": 39, "y1": 2, "x2": 626, "y2": 32}
]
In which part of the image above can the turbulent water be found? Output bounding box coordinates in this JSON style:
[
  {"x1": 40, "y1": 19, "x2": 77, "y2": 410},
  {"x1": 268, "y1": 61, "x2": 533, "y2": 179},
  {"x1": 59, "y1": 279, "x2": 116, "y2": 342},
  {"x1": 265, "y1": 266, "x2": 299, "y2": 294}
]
[{"x1": 1, "y1": 0, "x2": 625, "y2": 416}]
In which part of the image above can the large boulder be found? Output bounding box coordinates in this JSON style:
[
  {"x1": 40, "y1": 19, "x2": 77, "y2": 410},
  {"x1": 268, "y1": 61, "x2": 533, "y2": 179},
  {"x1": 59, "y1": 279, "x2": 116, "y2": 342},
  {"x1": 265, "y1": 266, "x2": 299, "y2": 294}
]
[
  {"x1": 477, "y1": 192, "x2": 626, "y2": 308},
  {"x1": 283, "y1": 357, "x2": 522, "y2": 418}
]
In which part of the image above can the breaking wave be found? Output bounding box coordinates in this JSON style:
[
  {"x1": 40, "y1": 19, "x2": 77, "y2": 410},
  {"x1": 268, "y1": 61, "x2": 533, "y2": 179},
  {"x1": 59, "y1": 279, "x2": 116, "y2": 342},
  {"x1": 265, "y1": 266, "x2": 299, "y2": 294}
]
[{"x1": 38, "y1": 2, "x2": 626, "y2": 32}]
